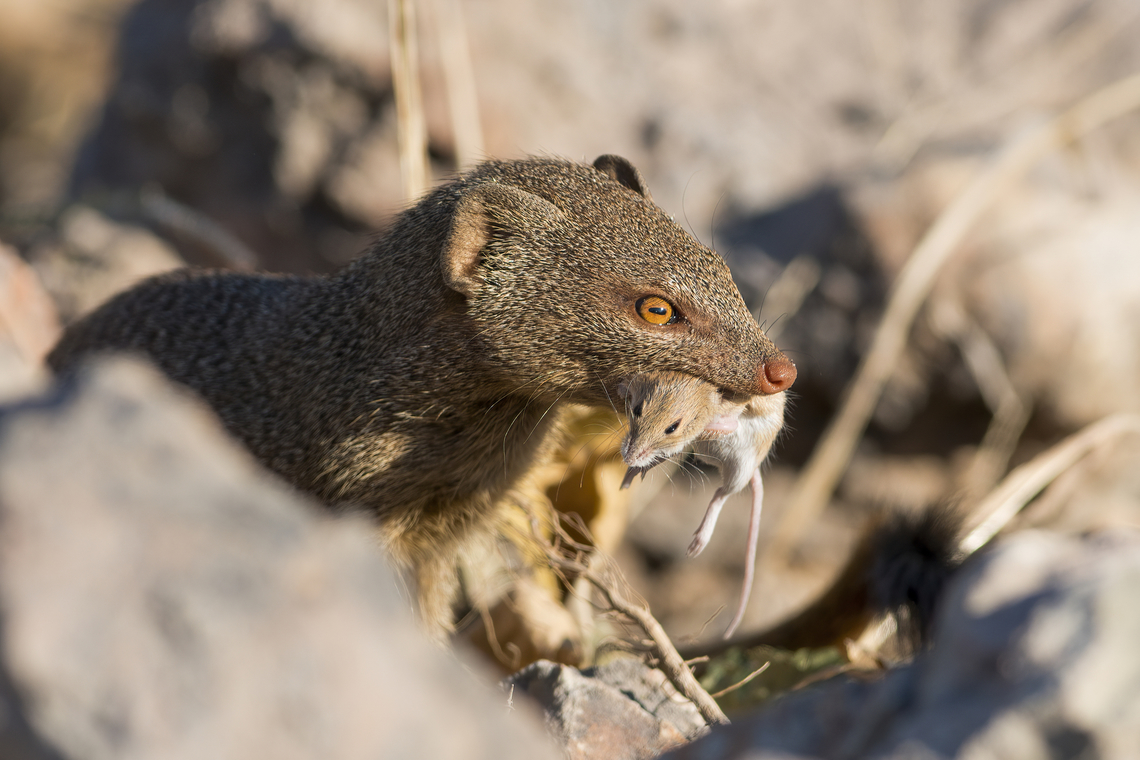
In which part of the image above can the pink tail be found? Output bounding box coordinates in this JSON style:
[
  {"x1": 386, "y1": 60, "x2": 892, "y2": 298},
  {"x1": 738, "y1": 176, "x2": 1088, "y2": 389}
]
[{"x1": 724, "y1": 468, "x2": 764, "y2": 638}]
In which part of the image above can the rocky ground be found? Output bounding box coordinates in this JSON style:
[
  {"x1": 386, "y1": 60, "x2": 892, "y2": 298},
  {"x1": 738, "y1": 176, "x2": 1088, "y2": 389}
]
[{"x1": 2, "y1": 0, "x2": 1140, "y2": 757}]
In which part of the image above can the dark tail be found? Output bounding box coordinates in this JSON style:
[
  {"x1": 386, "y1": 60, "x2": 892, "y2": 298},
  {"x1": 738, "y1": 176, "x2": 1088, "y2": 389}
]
[{"x1": 682, "y1": 503, "x2": 964, "y2": 660}]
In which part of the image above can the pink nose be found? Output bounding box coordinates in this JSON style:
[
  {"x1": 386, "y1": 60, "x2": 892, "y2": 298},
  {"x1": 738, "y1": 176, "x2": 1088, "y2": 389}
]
[{"x1": 757, "y1": 359, "x2": 796, "y2": 395}]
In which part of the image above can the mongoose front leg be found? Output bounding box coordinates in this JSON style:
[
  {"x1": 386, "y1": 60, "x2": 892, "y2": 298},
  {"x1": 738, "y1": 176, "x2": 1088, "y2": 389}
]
[
  {"x1": 723, "y1": 467, "x2": 764, "y2": 638},
  {"x1": 688, "y1": 487, "x2": 732, "y2": 558}
]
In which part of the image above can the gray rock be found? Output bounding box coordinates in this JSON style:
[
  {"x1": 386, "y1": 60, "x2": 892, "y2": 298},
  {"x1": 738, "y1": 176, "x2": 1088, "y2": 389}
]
[
  {"x1": 666, "y1": 529, "x2": 1140, "y2": 759},
  {"x1": 0, "y1": 356, "x2": 558, "y2": 760},
  {"x1": 70, "y1": 0, "x2": 393, "y2": 272},
  {"x1": 507, "y1": 657, "x2": 706, "y2": 760},
  {"x1": 588, "y1": 655, "x2": 709, "y2": 742},
  {"x1": 27, "y1": 206, "x2": 183, "y2": 324}
]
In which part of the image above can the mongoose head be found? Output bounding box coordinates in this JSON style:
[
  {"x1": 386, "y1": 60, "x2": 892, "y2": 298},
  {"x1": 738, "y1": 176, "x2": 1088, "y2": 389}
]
[
  {"x1": 619, "y1": 371, "x2": 740, "y2": 470},
  {"x1": 437, "y1": 155, "x2": 796, "y2": 405}
]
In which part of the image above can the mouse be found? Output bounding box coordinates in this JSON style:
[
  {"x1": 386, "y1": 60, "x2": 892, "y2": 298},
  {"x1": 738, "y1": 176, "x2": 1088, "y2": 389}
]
[{"x1": 619, "y1": 370, "x2": 786, "y2": 637}]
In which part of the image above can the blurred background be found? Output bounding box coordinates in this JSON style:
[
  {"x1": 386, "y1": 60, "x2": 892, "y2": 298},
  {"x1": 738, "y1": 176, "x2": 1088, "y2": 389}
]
[{"x1": 2, "y1": 0, "x2": 1140, "y2": 675}]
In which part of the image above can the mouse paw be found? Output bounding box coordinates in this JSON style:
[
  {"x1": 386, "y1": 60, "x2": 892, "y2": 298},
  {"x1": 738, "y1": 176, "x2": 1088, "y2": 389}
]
[{"x1": 687, "y1": 533, "x2": 707, "y2": 558}]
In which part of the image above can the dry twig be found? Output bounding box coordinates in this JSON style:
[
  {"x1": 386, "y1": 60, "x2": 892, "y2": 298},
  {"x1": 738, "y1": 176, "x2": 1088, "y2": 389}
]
[
  {"x1": 929, "y1": 297, "x2": 1031, "y2": 502},
  {"x1": 140, "y1": 186, "x2": 257, "y2": 271},
  {"x1": 959, "y1": 413, "x2": 1140, "y2": 555},
  {"x1": 770, "y1": 71, "x2": 1140, "y2": 564},
  {"x1": 709, "y1": 661, "x2": 771, "y2": 699},
  {"x1": 533, "y1": 511, "x2": 730, "y2": 726}
]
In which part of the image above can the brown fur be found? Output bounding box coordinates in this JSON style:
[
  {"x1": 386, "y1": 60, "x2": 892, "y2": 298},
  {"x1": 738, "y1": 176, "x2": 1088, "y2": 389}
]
[{"x1": 48, "y1": 155, "x2": 795, "y2": 636}]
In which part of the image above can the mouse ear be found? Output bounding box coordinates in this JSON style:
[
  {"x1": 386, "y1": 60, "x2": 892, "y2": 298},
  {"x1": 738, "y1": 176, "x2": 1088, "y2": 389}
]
[
  {"x1": 442, "y1": 184, "x2": 565, "y2": 298},
  {"x1": 593, "y1": 155, "x2": 653, "y2": 202}
]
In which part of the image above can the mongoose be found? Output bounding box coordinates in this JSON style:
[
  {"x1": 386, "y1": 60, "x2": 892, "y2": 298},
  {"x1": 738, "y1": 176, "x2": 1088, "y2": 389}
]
[
  {"x1": 620, "y1": 370, "x2": 785, "y2": 637},
  {"x1": 48, "y1": 155, "x2": 797, "y2": 637}
]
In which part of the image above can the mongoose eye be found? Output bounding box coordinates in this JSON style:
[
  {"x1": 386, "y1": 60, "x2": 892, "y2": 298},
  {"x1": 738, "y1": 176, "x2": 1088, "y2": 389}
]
[
  {"x1": 633, "y1": 402, "x2": 643, "y2": 417},
  {"x1": 665, "y1": 420, "x2": 680, "y2": 435},
  {"x1": 636, "y1": 296, "x2": 677, "y2": 325}
]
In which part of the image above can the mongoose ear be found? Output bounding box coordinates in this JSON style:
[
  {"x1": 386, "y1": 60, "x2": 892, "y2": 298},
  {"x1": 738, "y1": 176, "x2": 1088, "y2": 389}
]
[
  {"x1": 442, "y1": 184, "x2": 564, "y2": 298},
  {"x1": 593, "y1": 155, "x2": 654, "y2": 202}
]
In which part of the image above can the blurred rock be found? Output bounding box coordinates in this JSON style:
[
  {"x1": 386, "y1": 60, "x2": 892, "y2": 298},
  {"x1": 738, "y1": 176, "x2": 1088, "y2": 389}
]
[
  {"x1": 69, "y1": 0, "x2": 398, "y2": 272},
  {"x1": 666, "y1": 529, "x2": 1140, "y2": 759},
  {"x1": 0, "y1": 356, "x2": 557, "y2": 760},
  {"x1": 0, "y1": 0, "x2": 132, "y2": 213},
  {"x1": 65, "y1": 0, "x2": 1140, "y2": 275},
  {"x1": 959, "y1": 183, "x2": 1140, "y2": 429},
  {"x1": 0, "y1": 241, "x2": 59, "y2": 402},
  {"x1": 506, "y1": 656, "x2": 706, "y2": 760},
  {"x1": 27, "y1": 205, "x2": 183, "y2": 324}
]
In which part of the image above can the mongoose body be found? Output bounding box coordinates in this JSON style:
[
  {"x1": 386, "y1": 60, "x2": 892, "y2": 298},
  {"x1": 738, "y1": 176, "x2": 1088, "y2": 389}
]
[
  {"x1": 620, "y1": 370, "x2": 786, "y2": 637},
  {"x1": 49, "y1": 155, "x2": 796, "y2": 636}
]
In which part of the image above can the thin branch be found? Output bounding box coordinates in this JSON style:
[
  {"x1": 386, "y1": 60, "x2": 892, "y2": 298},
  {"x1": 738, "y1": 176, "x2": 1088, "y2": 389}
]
[
  {"x1": 571, "y1": 557, "x2": 729, "y2": 725},
  {"x1": 769, "y1": 71, "x2": 1140, "y2": 564},
  {"x1": 756, "y1": 255, "x2": 821, "y2": 341},
  {"x1": 929, "y1": 297, "x2": 1032, "y2": 502},
  {"x1": 959, "y1": 413, "x2": 1140, "y2": 555},
  {"x1": 709, "y1": 661, "x2": 771, "y2": 699},
  {"x1": 140, "y1": 186, "x2": 257, "y2": 271},
  {"x1": 534, "y1": 512, "x2": 729, "y2": 726}
]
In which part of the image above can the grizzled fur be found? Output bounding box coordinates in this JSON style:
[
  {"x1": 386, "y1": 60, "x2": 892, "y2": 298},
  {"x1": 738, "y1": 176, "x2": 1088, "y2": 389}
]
[{"x1": 49, "y1": 155, "x2": 793, "y2": 636}]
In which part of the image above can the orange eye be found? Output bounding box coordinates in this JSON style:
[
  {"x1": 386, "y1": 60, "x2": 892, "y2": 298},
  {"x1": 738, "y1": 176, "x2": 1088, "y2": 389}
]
[{"x1": 636, "y1": 296, "x2": 676, "y2": 325}]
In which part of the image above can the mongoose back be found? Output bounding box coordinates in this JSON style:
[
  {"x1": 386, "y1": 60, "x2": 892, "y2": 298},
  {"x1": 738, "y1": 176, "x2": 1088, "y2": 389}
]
[
  {"x1": 49, "y1": 155, "x2": 797, "y2": 636},
  {"x1": 620, "y1": 370, "x2": 786, "y2": 638}
]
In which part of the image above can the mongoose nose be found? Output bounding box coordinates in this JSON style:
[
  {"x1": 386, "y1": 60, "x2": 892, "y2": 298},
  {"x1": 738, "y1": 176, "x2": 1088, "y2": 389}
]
[{"x1": 757, "y1": 359, "x2": 796, "y2": 395}]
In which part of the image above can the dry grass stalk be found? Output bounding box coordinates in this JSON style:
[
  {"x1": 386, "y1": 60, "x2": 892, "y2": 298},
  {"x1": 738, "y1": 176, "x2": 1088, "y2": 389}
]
[
  {"x1": 769, "y1": 71, "x2": 1140, "y2": 564},
  {"x1": 534, "y1": 511, "x2": 730, "y2": 726},
  {"x1": 388, "y1": 0, "x2": 430, "y2": 202},
  {"x1": 426, "y1": 0, "x2": 484, "y2": 169},
  {"x1": 139, "y1": 186, "x2": 257, "y2": 271},
  {"x1": 708, "y1": 661, "x2": 770, "y2": 699},
  {"x1": 929, "y1": 297, "x2": 1031, "y2": 501},
  {"x1": 959, "y1": 413, "x2": 1140, "y2": 555},
  {"x1": 758, "y1": 255, "x2": 821, "y2": 341}
]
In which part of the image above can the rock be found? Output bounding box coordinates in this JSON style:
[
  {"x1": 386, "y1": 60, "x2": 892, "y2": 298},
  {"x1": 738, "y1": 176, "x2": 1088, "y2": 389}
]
[
  {"x1": 958, "y1": 185, "x2": 1140, "y2": 428},
  {"x1": 0, "y1": 241, "x2": 59, "y2": 402},
  {"x1": 67, "y1": 0, "x2": 1140, "y2": 276},
  {"x1": 0, "y1": 356, "x2": 558, "y2": 760},
  {"x1": 69, "y1": 0, "x2": 398, "y2": 272},
  {"x1": 665, "y1": 529, "x2": 1140, "y2": 759},
  {"x1": 507, "y1": 656, "x2": 707, "y2": 760},
  {"x1": 589, "y1": 656, "x2": 707, "y2": 742},
  {"x1": 26, "y1": 206, "x2": 183, "y2": 324}
]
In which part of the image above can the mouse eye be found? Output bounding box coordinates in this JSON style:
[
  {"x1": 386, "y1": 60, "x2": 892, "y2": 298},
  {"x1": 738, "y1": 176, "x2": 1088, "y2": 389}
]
[
  {"x1": 665, "y1": 420, "x2": 680, "y2": 435},
  {"x1": 636, "y1": 296, "x2": 678, "y2": 325},
  {"x1": 632, "y1": 402, "x2": 643, "y2": 417}
]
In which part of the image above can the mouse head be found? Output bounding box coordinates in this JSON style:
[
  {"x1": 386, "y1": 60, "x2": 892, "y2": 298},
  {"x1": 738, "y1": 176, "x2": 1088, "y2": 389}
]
[
  {"x1": 618, "y1": 371, "x2": 736, "y2": 469},
  {"x1": 435, "y1": 156, "x2": 797, "y2": 405}
]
